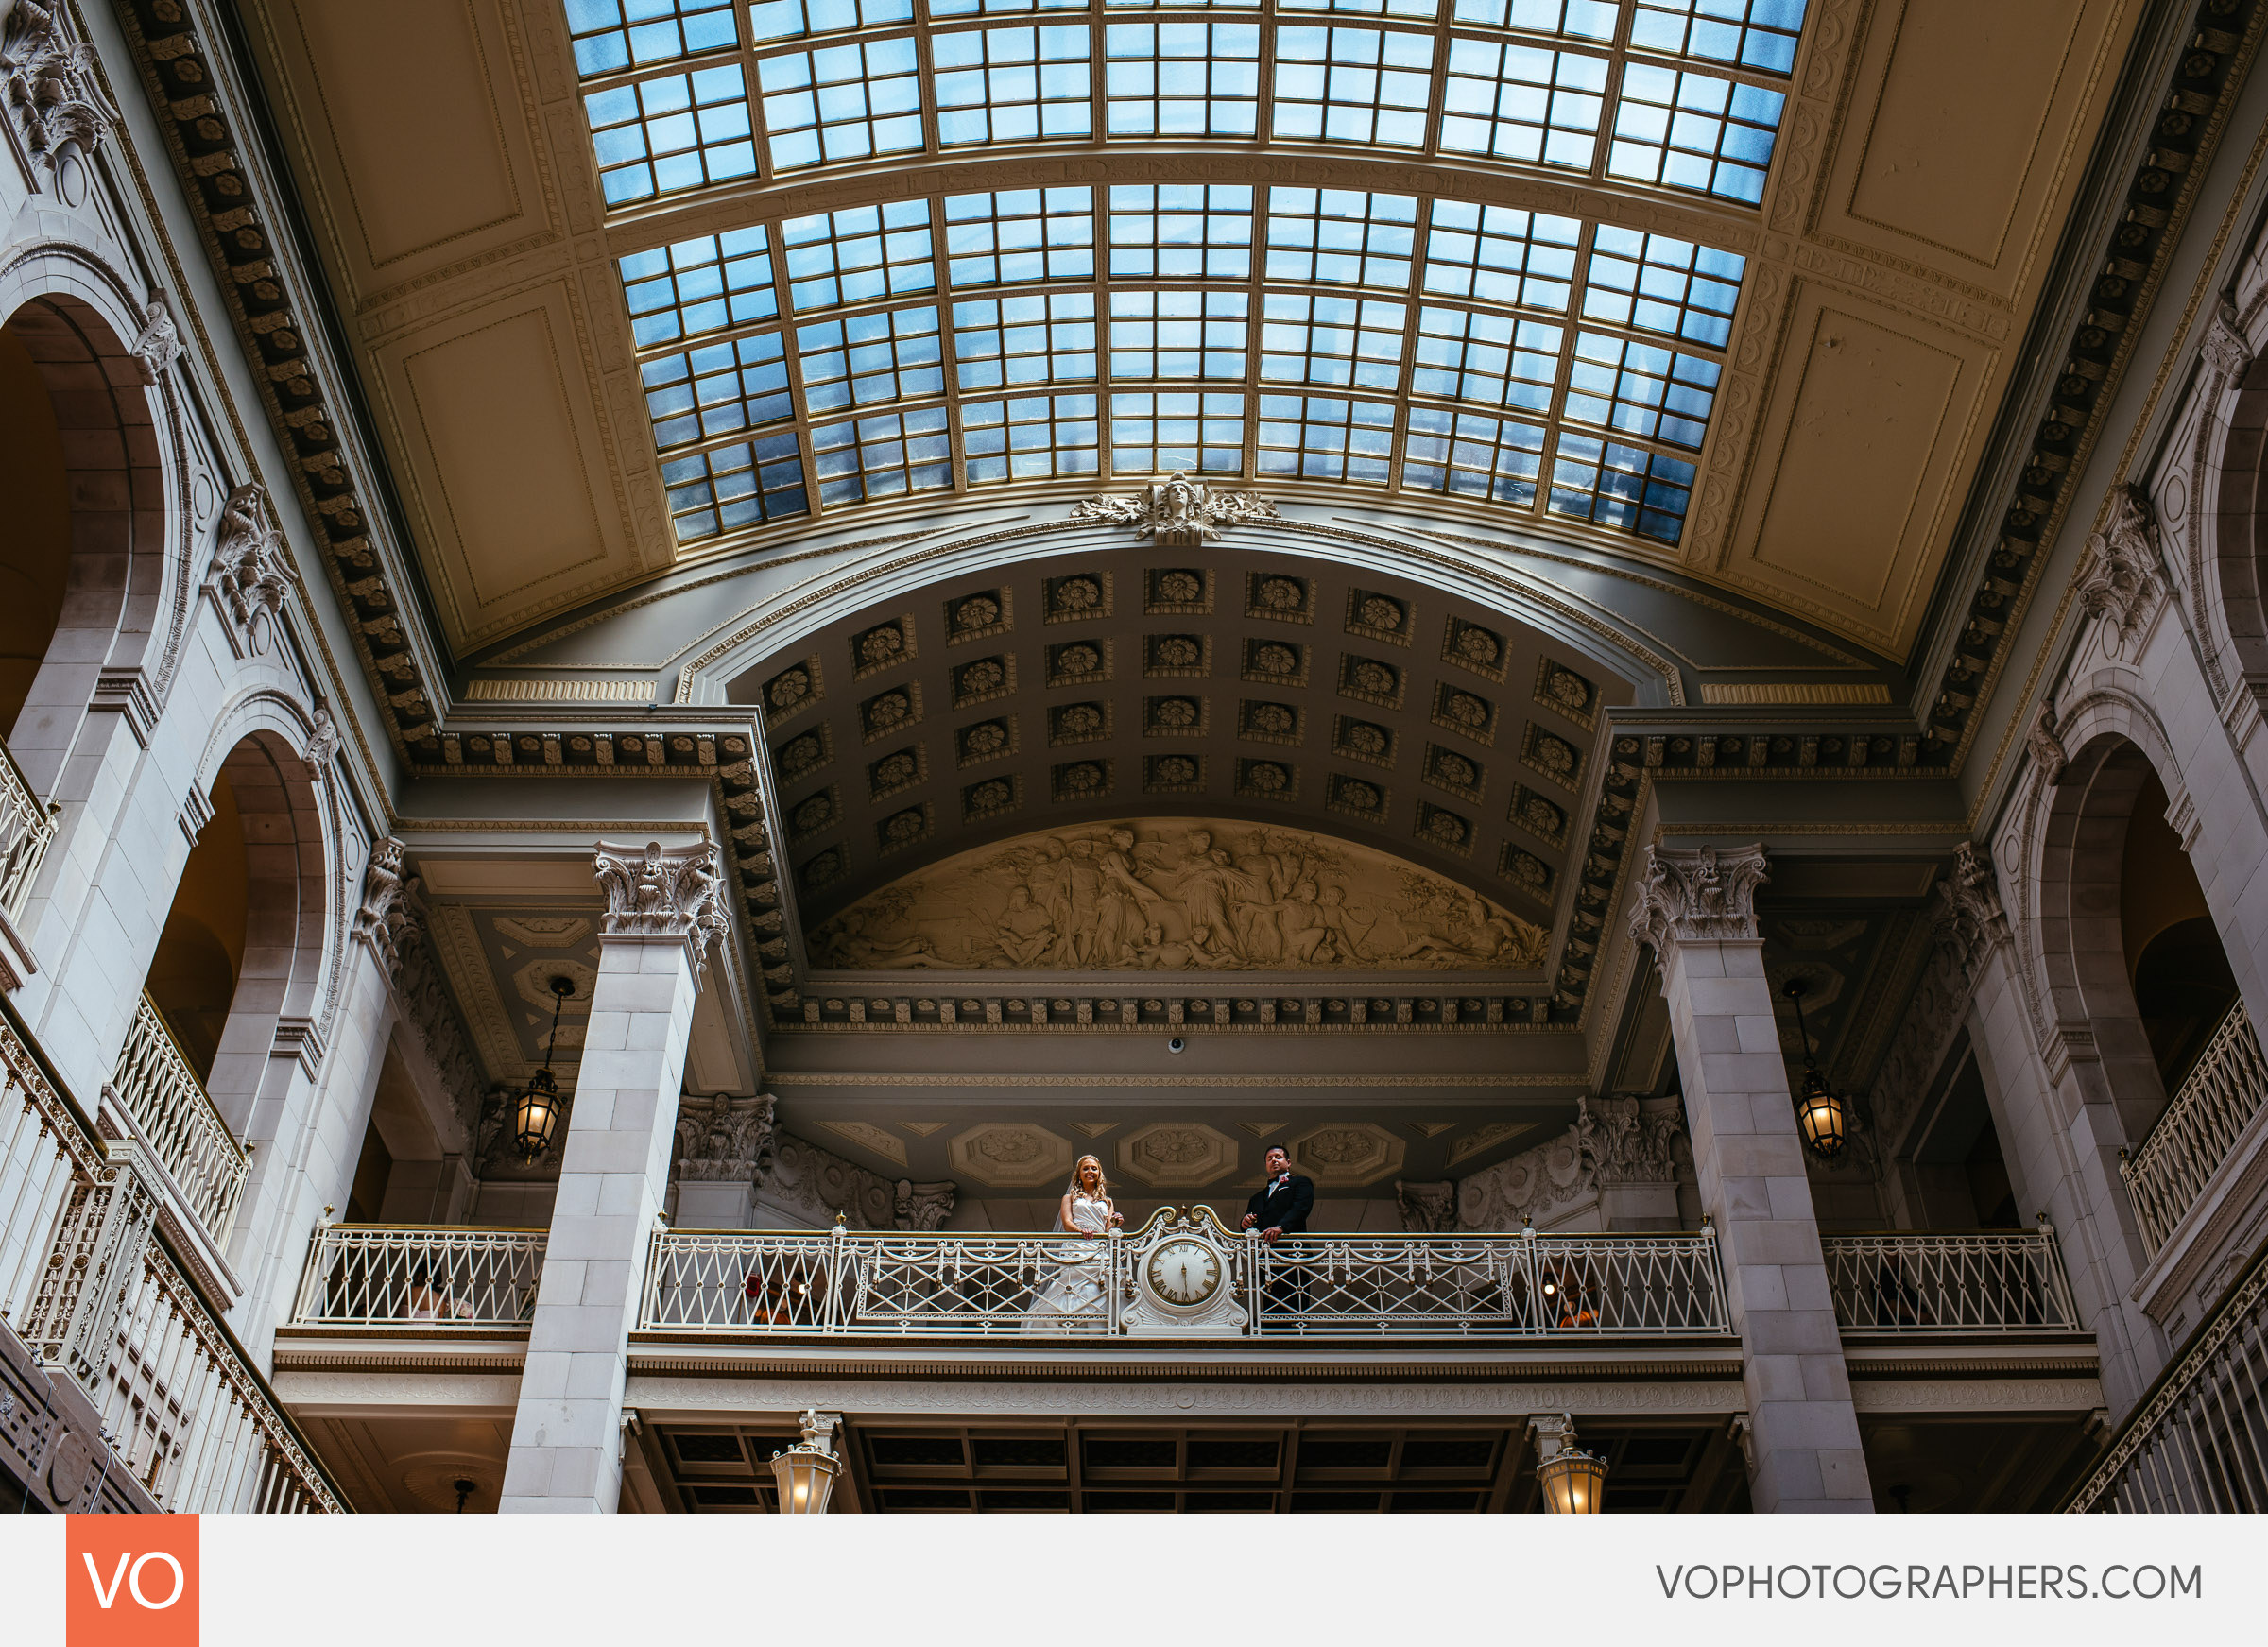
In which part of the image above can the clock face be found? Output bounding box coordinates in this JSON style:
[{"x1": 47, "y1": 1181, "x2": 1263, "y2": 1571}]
[{"x1": 1146, "y1": 1238, "x2": 1222, "y2": 1307}]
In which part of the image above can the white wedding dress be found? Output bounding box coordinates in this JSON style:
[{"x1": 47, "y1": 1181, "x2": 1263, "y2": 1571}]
[{"x1": 1025, "y1": 1193, "x2": 1111, "y2": 1323}]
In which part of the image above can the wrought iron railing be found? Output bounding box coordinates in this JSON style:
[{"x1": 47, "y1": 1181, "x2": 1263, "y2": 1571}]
[
  {"x1": 639, "y1": 1219, "x2": 1732, "y2": 1339},
  {"x1": 2122, "y1": 1003, "x2": 2268, "y2": 1255},
  {"x1": 0, "y1": 1010, "x2": 344, "y2": 1512},
  {"x1": 2069, "y1": 1242, "x2": 2268, "y2": 1512},
  {"x1": 1820, "y1": 1227, "x2": 2084, "y2": 1334},
  {"x1": 0, "y1": 736, "x2": 55, "y2": 921},
  {"x1": 289, "y1": 1226, "x2": 547, "y2": 1328},
  {"x1": 110, "y1": 995, "x2": 249, "y2": 1244}
]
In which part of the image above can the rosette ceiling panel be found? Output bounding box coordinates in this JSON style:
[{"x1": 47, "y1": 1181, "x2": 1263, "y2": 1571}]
[{"x1": 239, "y1": 1, "x2": 2138, "y2": 655}]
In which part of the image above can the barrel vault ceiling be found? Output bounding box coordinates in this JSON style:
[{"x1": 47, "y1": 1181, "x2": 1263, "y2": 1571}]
[{"x1": 226, "y1": 0, "x2": 2144, "y2": 661}]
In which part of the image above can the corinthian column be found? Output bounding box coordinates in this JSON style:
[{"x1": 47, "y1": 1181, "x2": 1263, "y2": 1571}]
[
  {"x1": 501, "y1": 841, "x2": 729, "y2": 1514},
  {"x1": 1629, "y1": 844, "x2": 1872, "y2": 1513}
]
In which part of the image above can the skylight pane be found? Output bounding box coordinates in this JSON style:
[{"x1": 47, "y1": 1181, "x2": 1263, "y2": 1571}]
[
  {"x1": 953, "y1": 292, "x2": 1099, "y2": 389},
  {"x1": 641, "y1": 331, "x2": 793, "y2": 449},
  {"x1": 1630, "y1": 0, "x2": 1808, "y2": 77},
  {"x1": 964, "y1": 391, "x2": 1104, "y2": 483},
  {"x1": 1401, "y1": 405, "x2": 1544, "y2": 502},
  {"x1": 1104, "y1": 23, "x2": 1263, "y2": 138},
  {"x1": 618, "y1": 227, "x2": 778, "y2": 348},
  {"x1": 811, "y1": 407, "x2": 953, "y2": 504},
  {"x1": 1110, "y1": 390, "x2": 1246, "y2": 474},
  {"x1": 1281, "y1": 0, "x2": 1439, "y2": 16},
  {"x1": 1582, "y1": 228, "x2": 1744, "y2": 347},
  {"x1": 797, "y1": 304, "x2": 945, "y2": 412},
  {"x1": 1255, "y1": 393, "x2": 1396, "y2": 484},
  {"x1": 1564, "y1": 332, "x2": 1720, "y2": 449},
  {"x1": 782, "y1": 201, "x2": 936, "y2": 314},
  {"x1": 1608, "y1": 65, "x2": 1784, "y2": 204},
  {"x1": 1449, "y1": 0, "x2": 1618, "y2": 40},
  {"x1": 945, "y1": 188, "x2": 1098, "y2": 286},
  {"x1": 1108, "y1": 290, "x2": 1250, "y2": 380},
  {"x1": 1419, "y1": 202, "x2": 1580, "y2": 313},
  {"x1": 1412, "y1": 308, "x2": 1561, "y2": 413},
  {"x1": 934, "y1": 0, "x2": 1089, "y2": 13},
  {"x1": 748, "y1": 0, "x2": 912, "y2": 46},
  {"x1": 582, "y1": 67, "x2": 758, "y2": 205},
  {"x1": 1103, "y1": 0, "x2": 1260, "y2": 9},
  {"x1": 758, "y1": 35, "x2": 923, "y2": 171},
  {"x1": 662, "y1": 434, "x2": 807, "y2": 540},
  {"x1": 1547, "y1": 432, "x2": 1693, "y2": 541},
  {"x1": 1440, "y1": 41, "x2": 1606, "y2": 169},
  {"x1": 1108, "y1": 185, "x2": 1254, "y2": 280},
  {"x1": 935, "y1": 25, "x2": 1093, "y2": 147},
  {"x1": 1264, "y1": 188, "x2": 1418, "y2": 290},
  {"x1": 1259, "y1": 294, "x2": 1407, "y2": 392},
  {"x1": 566, "y1": 0, "x2": 738, "y2": 77},
  {"x1": 1272, "y1": 26, "x2": 1435, "y2": 148}
]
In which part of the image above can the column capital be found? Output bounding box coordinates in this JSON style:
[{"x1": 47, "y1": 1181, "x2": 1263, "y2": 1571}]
[
  {"x1": 1628, "y1": 843, "x2": 1768, "y2": 952},
  {"x1": 593, "y1": 838, "x2": 730, "y2": 980}
]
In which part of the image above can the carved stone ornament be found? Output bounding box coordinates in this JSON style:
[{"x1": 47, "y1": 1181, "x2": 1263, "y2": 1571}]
[
  {"x1": 753, "y1": 1129, "x2": 953, "y2": 1229},
  {"x1": 302, "y1": 704, "x2": 338, "y2": 778},
  {"x1": 1456, "y1": 1094, "x2": 1688, "y2": 1231},
  {"x1": 2026, "y1": 704, "x2": 2067, "y2": 788},
  {"x1": 129, "y1": 292, "x2": 182, "y2": 386},
  {"x1": 1, "y1": 1, "x2": 117, "y2": 168},
  {"x1": 353, "y1": 836, "x2": 412, "y2": 968},
  {"x1": 2203, "y1": 293, "x2": 2253, "y2": 382},
  {"x1": 674, "y1": 1092, "x2": 777, "y2": 1182},
  {"x1": 1394, "y1": 1178, "x2": 1456, "y2": 1233},
  {"x1": 1069, "y1": 472, "x2": 1280, "y2": 546},
  {"x1": 593, "y1": 838, "x2": 730, "y2": 978},
  {"x1": 893, "y1": 1178, "x2": 958, "y2": 1231},
  {"x1": 809, "y1": 817, "x2": 1546, "y2": 972},
  {"x1": 1937, "y1": 841, "x2": 2010, "y2": 969},
  {"x1": 210, "y1": 482, "x2": 299, "y2": 654},
  {"x1": 2076, "y1": 484, "x2": 2164, "y2": 656},
  {"x1": 1627, "y1": 843, "x2": 1769, "y2": 951}
]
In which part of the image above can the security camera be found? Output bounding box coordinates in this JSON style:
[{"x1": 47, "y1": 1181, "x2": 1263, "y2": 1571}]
[{"x1": 1167, "y1": 1037, "x2": 1186, "y2": 1054}]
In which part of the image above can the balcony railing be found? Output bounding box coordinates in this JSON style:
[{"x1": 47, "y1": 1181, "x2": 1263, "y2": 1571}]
[
  {"x1": 111, "y1": 995, "x2": 249, "y2": 1244},
  {"x1": 2069, "y1": 1242, "x2": 2268, "y2": 1512},
  {"x1": 289, "y1": 1226, "x2": 547, "y2": 1329},
  {"x1": 1821, "y1": 1228, "x2": 2085, "y2": 1335},
  {"x1": 2122, "y1": 1003, "x2": 2268, "y2": 1255},
  {"x1": 0, "y1": 736, "x2": 55, "y2": 921},
  {"x1": 639, "y1": 1218, "x2": 1732, "y2": 1340},
  {"x1": 0, "y1": 1011, "x2": 344, "y2": 1512}
]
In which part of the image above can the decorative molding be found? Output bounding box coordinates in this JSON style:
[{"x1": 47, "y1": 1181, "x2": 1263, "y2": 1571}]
[
  {"x1": 752, "y1": 1127, "x2": 954, "y2": 1231},
  {"x1": 209, "y1": 483, "x2": 300, "y2": 657},
  {"x1": 1, "y1": 1, "x2": 118, "y2": 178},
  {"x1": 1846, "y1": 1379, "x2": 2105, "y2": 1414},
  {"x1": 1395, "y1": 1178, "x2": 1455, "y2": 1233},
  {"x1": 1457, "y1": 1094, "x2": 1687, "y2": 1230},
  {"x1": 674, "y1": 1092, "x2": 776, "y2": 1184},
  {"x1": 2024, "y1": 705, "x2": 2067, "y2": 788},
  {"x1": 1069, "y1": 474, "x2": 1279, "y2": 544},
  {"x1": 2202, "y1": 291, "x2": 2254, "y2": 380},
  {"x1": 1628, "y1": 844, "x2": 1769, "y2": 951},
  {"x1": 129, "y1": 292, "x2": 182, "y2": 385},
  {"x1": 593, "y1": 839, "x2": 730, "y2": 983},
  {"x1": 464, "y1": 678, "x2": 658, "y2": 703}
]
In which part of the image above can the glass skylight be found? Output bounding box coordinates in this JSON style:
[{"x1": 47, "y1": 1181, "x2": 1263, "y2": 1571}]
[{"x1": 576, "y1": 2, "x2": 1803, "y2": 549}]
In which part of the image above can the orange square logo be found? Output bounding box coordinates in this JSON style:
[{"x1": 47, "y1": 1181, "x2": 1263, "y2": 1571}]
[{"x1": 66, "y1": 1516, "x2": 198, "y2": 1647}]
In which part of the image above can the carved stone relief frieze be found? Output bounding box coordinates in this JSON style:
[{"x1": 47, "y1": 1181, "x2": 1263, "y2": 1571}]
[{"x1": 1455, "y1": 1095, "x2": 1689, "y2": 1231}]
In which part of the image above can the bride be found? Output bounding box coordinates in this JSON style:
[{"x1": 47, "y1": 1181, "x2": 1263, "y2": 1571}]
[{"x1": 1025, "y1": 1155, "x2": 1122, "y2": 1322}]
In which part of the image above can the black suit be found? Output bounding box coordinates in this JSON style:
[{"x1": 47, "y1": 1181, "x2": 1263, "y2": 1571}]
[
  {"x1": 1245, "y1": 1173, "x2": 1314, "y2": 1235},
  {"x1": 1246, "y1": 1173, "x2": 1314, "y2": 1318}
]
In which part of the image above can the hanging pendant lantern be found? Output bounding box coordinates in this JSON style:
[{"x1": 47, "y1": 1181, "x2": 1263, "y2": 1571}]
[
  {"x1": 1782, "y1": 978, "x2": 1848, "y2": 1160},
  {"x1": 513, "y1": 976, "x2": 576, "y2": 1162}
]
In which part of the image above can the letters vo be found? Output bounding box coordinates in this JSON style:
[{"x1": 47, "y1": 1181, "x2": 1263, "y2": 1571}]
[{"x1": 66, "y1": 1516, "x2": 198, "y2": 1647}]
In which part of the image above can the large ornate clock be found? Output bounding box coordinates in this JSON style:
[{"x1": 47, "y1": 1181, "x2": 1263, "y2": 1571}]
[{"x1": 1121, "y1": 1208, "x2": 1251, "y2": 1337}]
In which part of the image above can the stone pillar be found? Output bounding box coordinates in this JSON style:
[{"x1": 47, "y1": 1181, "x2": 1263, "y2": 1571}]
[
  {"x1": 1630, "y1": 844, "x2": 1872, "y2": 1513},
  {"x1": 501, "y1": 840, "x2": 728, "y2": 1514}
]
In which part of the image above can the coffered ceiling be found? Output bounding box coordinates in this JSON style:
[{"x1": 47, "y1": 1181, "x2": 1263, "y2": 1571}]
[{"x1": 230, "y1": 0, "x2": 2142, "y2": 661}]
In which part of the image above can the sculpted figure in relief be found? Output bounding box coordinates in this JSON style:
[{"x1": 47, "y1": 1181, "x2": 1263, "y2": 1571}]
[{"x1": 809, "y1": 818, "x2": 1547, "y2": 972}]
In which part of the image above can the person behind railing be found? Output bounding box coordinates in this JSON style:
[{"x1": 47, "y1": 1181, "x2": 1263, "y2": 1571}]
[
  {"x1": 406, "y1": 1266, "x2": 455, "y2": 1323},
  {"x1": 1243, "y1": 1146, "x2": 1314, "y2": 1317},
  {"x1": 745, "y1": 1255, "x2": 828, "y2": 1328},
  {"x1": 1025, "y1": 1155, "x2": 1120, "y2": 1325},
  {"x1": 1872, "y1": 1250, "x2": 1921, "y2": 1329}
]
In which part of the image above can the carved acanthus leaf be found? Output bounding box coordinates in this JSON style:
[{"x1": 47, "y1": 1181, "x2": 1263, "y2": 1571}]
[
  {"x1": 1, "y1": 1, "x2": 117, "y2": 166},
  {"x1": 130, "y1": 294, "x2": 182, "y2": 385},
  {"x1": 893, "y1": 1178, "x2": 958, "y2": 1231},
  {"x1": 2076, "y1": 484, "x2": 2164, "y2": 656},
  {"x1": 210, "y1": 482, "x2": 299, "y2": 654},
  {"x1": 1936, "y1": 841, "x2": 2010, "y2": 971},
  {"x1": 2026, "y1": 704, "x2": 2067, "y2": 788},
  {"x1": 593, "y1": 838, "x2": 730, "y2": 979},
  {"x1": 1069, "y1": 472, "x2": 1279, "y2": 545},
  {"x1": 1627, "y1": 844, "x2": 1769, "y2": 951},
  {"x1": 1454, "y1": 1095, "x2": 1688, "y2": 1230},
  {"x1": 674, "y1": 1092, "x2": 777, "y2": 1182},
  {"x1": 1394, "y1": 1178, "x2": 1457, "y2": 1233},
  {"x1": 2203, "y1": 293, "x2": 2253, "y2": 381}
]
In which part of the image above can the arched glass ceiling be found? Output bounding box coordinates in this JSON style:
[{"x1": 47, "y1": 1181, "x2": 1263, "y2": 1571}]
[{"x1": 566, "y1": 0, "x2": 1802, "y2": 549}]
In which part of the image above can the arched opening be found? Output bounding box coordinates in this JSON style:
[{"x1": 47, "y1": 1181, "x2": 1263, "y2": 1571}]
[
  {"x1": 2121, "y1": 769, "x2": 2239, "y2": 1091},
  {"x1": 0, "y1": 321, "x2": 73, "y2": 739},
  {"x1": 144, "y1": 771, "x2": 249, "y2": 1084}
]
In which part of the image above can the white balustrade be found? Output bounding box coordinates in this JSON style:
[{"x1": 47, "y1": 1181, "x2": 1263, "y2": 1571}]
[
  {"x1": 0, "y1": 1012, "x2": 343, "y2": 1512},
  {"x1": 2122, "y1": 1003, "x2": 2268, "y2": 1255},
  {"x1": 640, "y1": 1221, "x2": 1733, "y2": 1339},
  {"x1": 110, "y1": 995, "x2": 249, "y2": 1244},
  {"x1": 2069, "y1": 1244, "x2": 2268, "y2": 1512},
  {"x1": 0, "y1": 737, "x2": 55, "y2": 921},
  {"x1": 1820, "y1": 1228, "x2": 2084, "y2": 1335},
  {"x1": 290, "y1": 1226, "x2": 547, "y2": 1328}
]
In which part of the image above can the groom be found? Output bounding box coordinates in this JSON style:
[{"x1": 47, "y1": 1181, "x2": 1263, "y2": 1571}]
[{"x1": 1243, "y1": 1146, "x2": 1314, "y2": 1316}]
